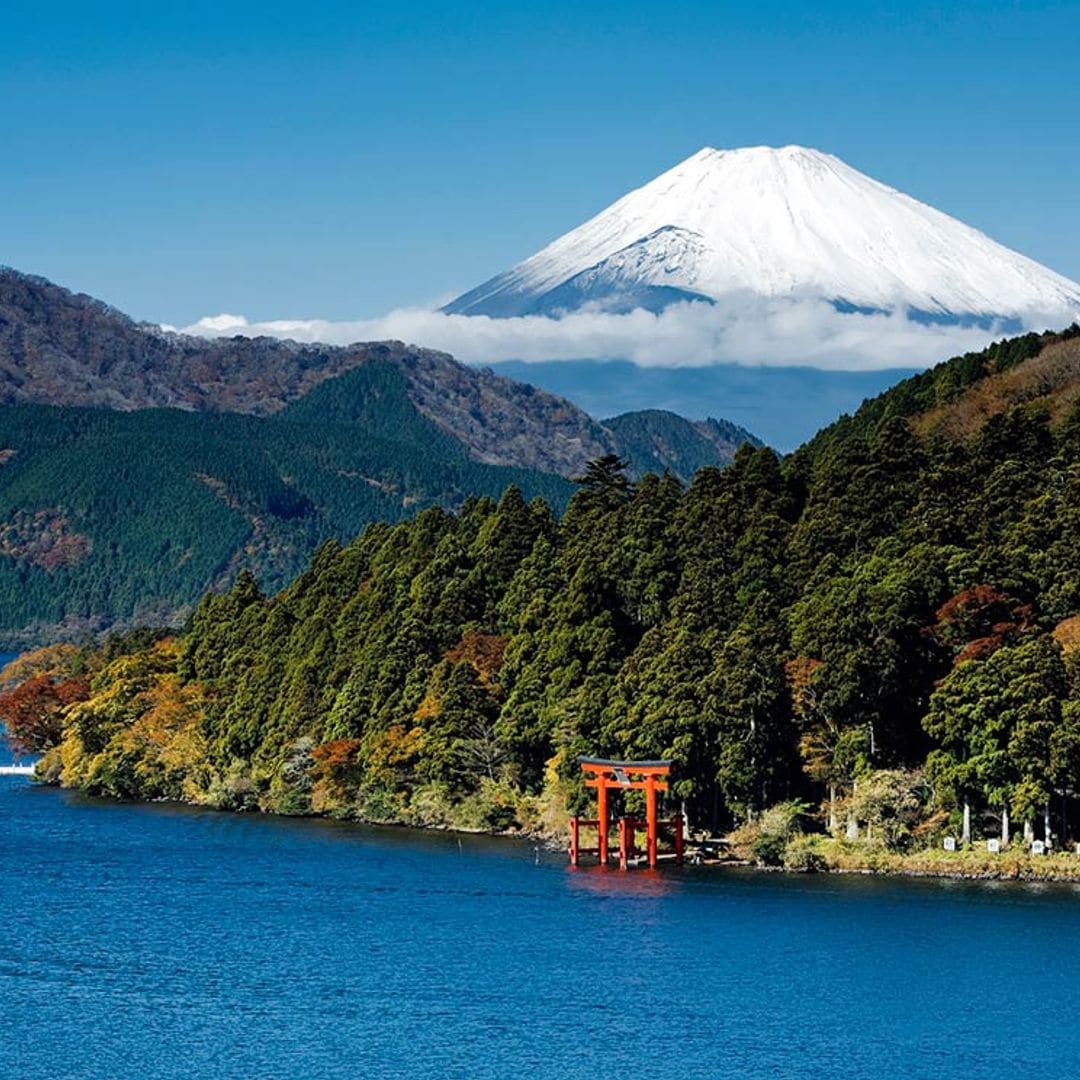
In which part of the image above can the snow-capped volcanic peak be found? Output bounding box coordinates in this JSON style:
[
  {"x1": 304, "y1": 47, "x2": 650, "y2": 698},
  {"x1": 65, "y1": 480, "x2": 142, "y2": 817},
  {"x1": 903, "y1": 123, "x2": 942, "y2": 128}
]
[{"x1": 443, "y1": 145, "x2": 1080, "y2": 321}]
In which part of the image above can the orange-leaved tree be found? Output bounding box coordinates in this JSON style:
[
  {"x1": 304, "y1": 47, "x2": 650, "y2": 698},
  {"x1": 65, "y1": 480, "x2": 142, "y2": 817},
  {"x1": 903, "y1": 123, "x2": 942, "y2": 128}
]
[{"x1": 0, "y1": 674, "x2": 90, "y2": 755}]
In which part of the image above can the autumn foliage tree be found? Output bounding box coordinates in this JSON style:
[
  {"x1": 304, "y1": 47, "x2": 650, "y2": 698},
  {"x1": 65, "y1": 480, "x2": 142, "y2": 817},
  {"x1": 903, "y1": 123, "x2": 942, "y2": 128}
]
[
  {"x1": 0, "y1": 674, "x2": 90, "y2": 755},
  {"x1": 310, "y1": 738, "x2": 365, "y2": 811}
]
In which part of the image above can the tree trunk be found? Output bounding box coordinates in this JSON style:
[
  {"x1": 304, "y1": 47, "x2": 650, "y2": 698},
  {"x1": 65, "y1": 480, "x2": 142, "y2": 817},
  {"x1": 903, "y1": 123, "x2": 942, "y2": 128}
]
[
  {"x1": 1024, "y1": 819, "x2": 1034, "y2": 845},
  {"x1": 1002, "y1": 805, "x2": 1010, "y2": 847},
  {"x1": 828, "y1": 785, "x2": 837, "y2": 834},
  {"x1": 1044, "y1": 803, "x2": 1052, "y2": 847},
  {"x1": 962, "y1": 800, "x2": 971, "y2": 845},
  {"x1": 845, "y1": 779, "x2": 859, "y2": 841}
]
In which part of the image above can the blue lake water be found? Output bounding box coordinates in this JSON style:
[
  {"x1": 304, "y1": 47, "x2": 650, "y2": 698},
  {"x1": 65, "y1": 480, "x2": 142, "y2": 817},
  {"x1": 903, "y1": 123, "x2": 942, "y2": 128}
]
[{"x1": 3, "y1": 775, "x2": 1080, "y2": 1079}]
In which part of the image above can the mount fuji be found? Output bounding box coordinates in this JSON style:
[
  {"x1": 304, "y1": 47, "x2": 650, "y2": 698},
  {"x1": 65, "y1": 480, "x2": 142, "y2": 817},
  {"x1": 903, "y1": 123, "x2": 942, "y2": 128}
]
[
  {"x1": 182, "y1": 146, "x2": 1080, "y2": 448},
  {"x1": 443, "y1": 145, "x2": 1080, "y2": 326}
]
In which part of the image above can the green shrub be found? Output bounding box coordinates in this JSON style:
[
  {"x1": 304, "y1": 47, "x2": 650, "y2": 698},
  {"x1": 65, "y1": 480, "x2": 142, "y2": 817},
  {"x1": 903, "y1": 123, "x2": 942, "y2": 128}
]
[
  {"x1": 751, "y1": 833, "x2": 788, "y2": 866},
  {"x1": 784, "y1": 835, "x2": 828, "y2": 872}
]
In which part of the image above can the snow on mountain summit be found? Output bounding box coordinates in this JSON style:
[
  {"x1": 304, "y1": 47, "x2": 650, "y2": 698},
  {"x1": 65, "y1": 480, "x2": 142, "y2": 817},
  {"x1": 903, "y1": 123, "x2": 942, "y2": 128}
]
[{"x1": 443, "y1": 145, "x2": 1080, "y2": 322}]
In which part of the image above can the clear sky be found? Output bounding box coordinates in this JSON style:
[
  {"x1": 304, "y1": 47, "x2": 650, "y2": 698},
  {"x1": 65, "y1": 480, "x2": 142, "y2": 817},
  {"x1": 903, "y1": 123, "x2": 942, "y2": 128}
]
[{"x1": 2, "y1": 0, "x2": 1077, "y2": 326}]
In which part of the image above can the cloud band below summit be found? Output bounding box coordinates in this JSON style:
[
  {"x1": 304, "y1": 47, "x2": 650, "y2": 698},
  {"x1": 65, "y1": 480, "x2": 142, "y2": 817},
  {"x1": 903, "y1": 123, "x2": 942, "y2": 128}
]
[{"x1": 180, "y1": 296, "x2": 1076, "y2": 372}]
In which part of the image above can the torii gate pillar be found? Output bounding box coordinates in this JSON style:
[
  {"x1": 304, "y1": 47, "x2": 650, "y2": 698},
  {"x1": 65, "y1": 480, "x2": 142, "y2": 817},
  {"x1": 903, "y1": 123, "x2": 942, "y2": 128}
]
[{"x1": 596, "y1": 778, "x2": 609, "y2": 866}]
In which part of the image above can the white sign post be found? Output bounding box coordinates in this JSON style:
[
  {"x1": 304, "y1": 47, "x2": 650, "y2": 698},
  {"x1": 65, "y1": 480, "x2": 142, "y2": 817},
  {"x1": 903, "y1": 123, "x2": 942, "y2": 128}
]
[
  {"x1": 943, "y1": 836, "x2": 956, "y2": 852},
  {"x1": 987, "y1": 838, "x2": 1001, "y2": 854}
]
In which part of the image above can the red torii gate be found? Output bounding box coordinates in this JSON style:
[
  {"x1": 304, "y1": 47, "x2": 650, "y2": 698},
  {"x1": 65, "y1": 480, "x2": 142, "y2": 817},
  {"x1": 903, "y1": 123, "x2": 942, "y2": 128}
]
[{"x1": 569, "y1": 757, "x2": 683, "y2": 870}]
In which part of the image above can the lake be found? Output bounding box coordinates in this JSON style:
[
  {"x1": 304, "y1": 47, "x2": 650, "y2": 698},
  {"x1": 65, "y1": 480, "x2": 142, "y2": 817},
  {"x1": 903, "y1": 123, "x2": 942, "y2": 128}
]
[{"x1": 3, "y1": 774, "x2": 1080, "y2": 1078}]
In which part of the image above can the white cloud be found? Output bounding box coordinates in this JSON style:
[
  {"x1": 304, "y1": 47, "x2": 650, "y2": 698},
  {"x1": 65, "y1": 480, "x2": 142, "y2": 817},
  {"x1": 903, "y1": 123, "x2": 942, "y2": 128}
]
[
  {"x1": 190, "y1": 313, "x2": 251, "y2": 334},
  {"x1": 178, "y1": 297, "x2": 1077, "y2": 372}
]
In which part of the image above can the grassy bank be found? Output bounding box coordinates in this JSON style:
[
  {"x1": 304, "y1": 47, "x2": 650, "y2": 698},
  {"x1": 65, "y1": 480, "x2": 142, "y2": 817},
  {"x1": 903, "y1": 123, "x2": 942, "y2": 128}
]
[{"x1": 723, "y1": 832, "x2": 1080, "y2": 882}]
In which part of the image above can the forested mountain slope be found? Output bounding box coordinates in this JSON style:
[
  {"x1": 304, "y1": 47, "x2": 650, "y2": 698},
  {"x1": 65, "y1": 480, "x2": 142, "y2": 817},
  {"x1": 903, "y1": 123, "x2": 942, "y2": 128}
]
[
  {"x1": 18, "y1": 326, "x2": 1080, "y2": 857},
  {"x1": 0, "y1": 267, "x2": 605, "y2": 476},
  {"x1": 0, "y1": 362, "x2": 572, "y2": 645}
]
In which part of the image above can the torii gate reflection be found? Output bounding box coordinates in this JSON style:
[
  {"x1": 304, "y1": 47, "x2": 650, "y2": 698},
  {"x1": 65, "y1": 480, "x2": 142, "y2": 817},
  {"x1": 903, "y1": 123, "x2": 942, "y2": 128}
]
[{"x1": 568, "y1": 757, "x2": 684, "y2": 870}]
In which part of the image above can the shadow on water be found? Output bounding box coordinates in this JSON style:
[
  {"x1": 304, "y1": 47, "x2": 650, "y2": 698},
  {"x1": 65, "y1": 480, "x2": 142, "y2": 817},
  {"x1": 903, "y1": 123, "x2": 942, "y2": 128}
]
[
  {"x1": 565, "y1": 863, "x2": 681, "y2": 898},
  {"x1": 45, "y1": 782, "x2": 554, "y2": 866}
]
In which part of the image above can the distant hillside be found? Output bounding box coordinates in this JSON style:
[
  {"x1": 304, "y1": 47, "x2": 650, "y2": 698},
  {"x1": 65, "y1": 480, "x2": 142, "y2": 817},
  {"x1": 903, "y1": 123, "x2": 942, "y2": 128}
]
[
  {"x1": 487, "y1": 359, "x2": 919, "y2": 451},
  {"x1": 603, "y1": 410, "x2": 762, "y2": 479},
  {"x1": 0, "y1": 361, "x2": 574, "y2": 647},
  {"x1": 800, "y1": 325, "x2": 1080, "y2": 456},
  {"x1": 910, "y1": 334, "x2": 1080, "y2": 441},
  {"x1": 0, "y1": 268, "x2": 758, "y2": 478}
]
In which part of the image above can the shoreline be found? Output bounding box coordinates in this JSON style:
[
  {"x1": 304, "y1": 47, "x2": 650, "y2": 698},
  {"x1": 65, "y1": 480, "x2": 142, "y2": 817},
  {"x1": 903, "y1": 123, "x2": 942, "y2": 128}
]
[
  {"x1": 821, "y1": 863, "x2": 1080, "y2": 884},
  {"x1": 31, "y1": 773, "x2": 1080, "y2": 885}
]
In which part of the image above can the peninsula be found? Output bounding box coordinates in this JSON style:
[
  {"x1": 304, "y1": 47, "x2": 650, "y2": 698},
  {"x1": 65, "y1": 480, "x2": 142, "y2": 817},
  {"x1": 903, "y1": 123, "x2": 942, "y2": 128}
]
[{"x1": 5, "y1": 328, "x2": 1080, "y2": 882}]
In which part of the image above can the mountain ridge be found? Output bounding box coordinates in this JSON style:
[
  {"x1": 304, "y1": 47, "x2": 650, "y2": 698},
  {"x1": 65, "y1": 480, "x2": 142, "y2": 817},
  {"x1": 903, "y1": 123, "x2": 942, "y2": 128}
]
[{"x1": 0, "y1": 267, "x2": 758, "y2": 478}]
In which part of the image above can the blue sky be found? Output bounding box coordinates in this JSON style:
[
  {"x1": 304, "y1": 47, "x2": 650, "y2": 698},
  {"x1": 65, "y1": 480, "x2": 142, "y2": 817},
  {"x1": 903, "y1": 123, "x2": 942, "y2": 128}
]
[{"x1": 2, "y1": 0, "x2": 1077, "y2": 325}]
